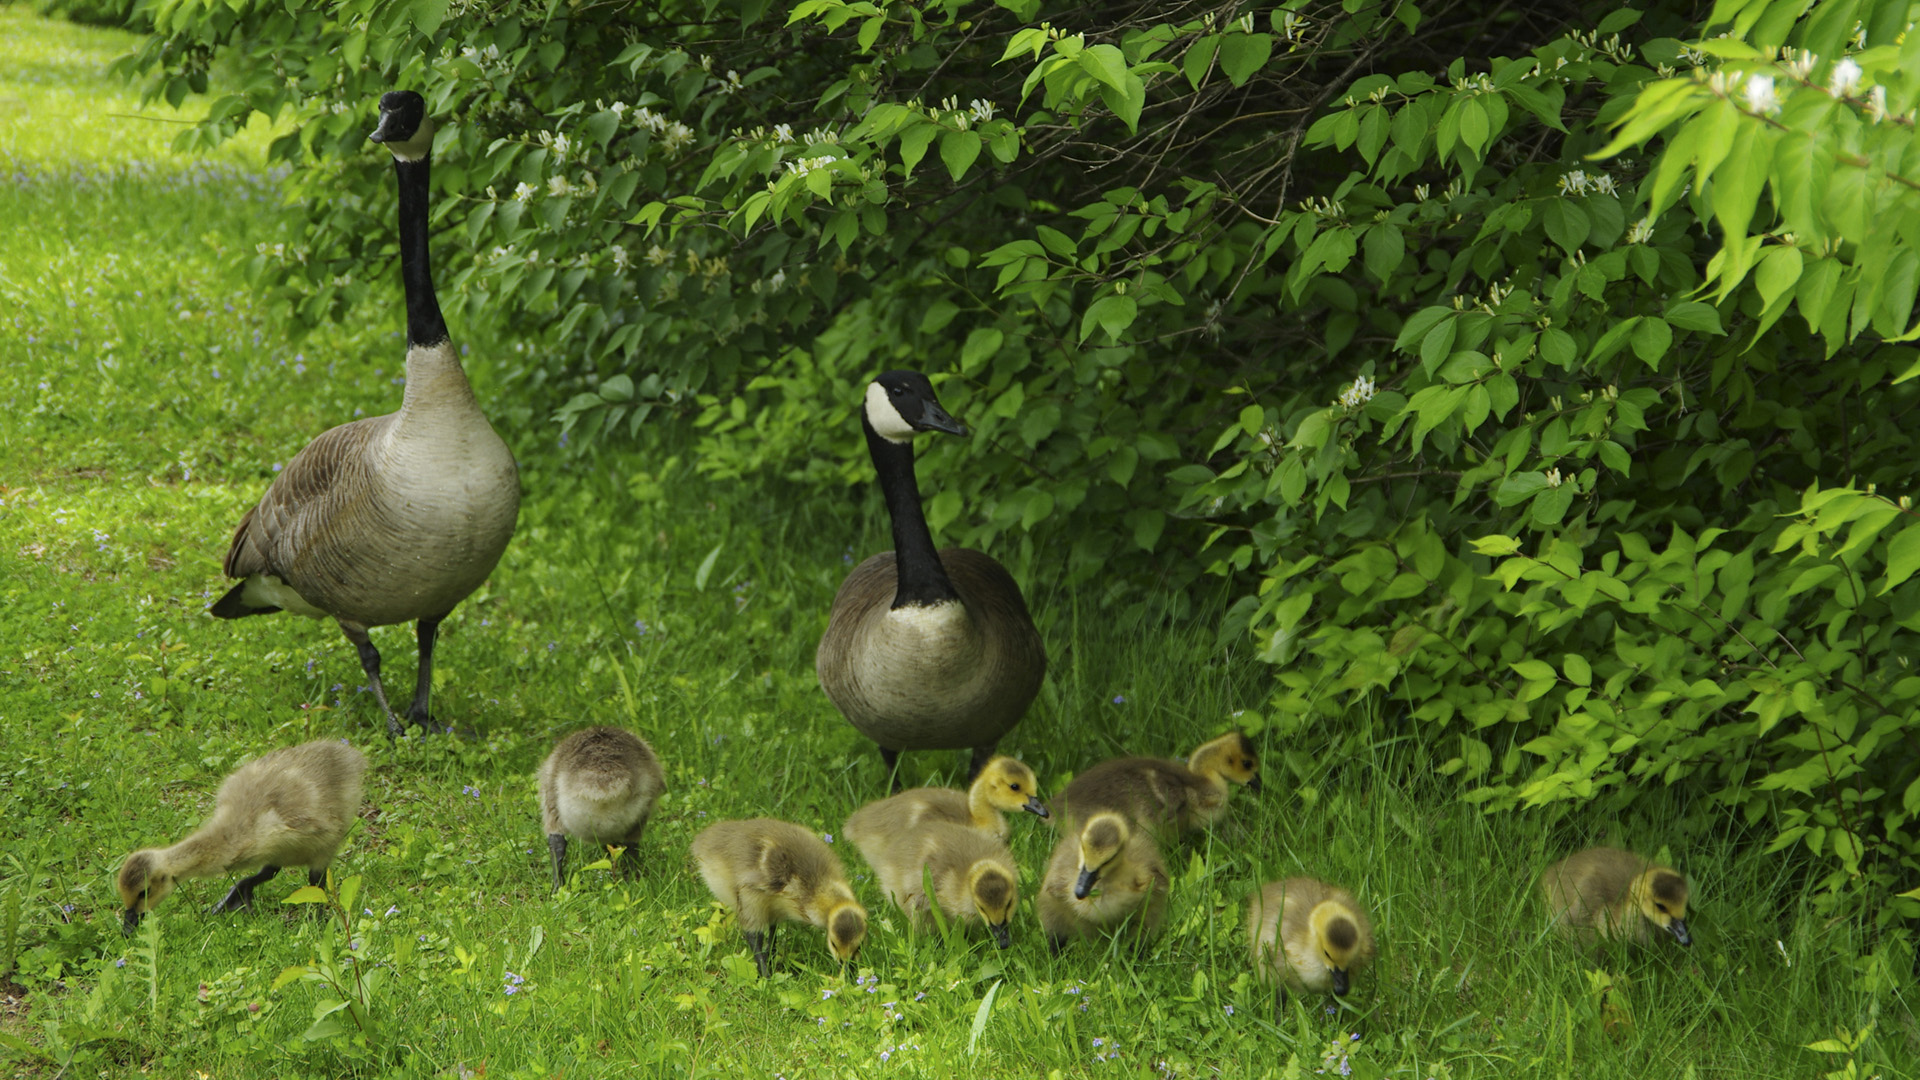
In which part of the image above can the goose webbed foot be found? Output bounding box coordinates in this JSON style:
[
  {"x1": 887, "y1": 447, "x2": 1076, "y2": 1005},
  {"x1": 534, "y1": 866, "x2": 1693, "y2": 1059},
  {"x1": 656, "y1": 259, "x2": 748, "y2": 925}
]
[
  {"x1": 211, "y1": 865, "x2": 282, "y2": 915},
  {"x1": 401, "y1": 616, "x2": 454, "y2": 735}
]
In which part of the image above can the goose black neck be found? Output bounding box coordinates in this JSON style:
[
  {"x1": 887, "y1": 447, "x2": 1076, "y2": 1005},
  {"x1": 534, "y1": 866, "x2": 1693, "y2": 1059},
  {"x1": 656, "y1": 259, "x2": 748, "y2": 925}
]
[
  {"x1": 394, "y1": 155, "x2": 450, "y2": 349},
  {"x1": 864, "y1": 418, "x2": 957, "y2": 607}
]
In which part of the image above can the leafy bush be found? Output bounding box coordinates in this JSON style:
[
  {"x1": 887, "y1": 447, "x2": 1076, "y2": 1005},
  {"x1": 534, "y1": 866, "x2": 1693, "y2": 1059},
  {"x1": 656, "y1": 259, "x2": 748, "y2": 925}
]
[{"x1": 115, "y1": 0, "x2": 1920, "y2": 925}]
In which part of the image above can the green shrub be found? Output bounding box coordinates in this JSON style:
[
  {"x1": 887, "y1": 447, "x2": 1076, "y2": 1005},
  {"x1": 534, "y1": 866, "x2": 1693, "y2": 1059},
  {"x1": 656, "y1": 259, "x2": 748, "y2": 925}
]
[{"x1": 114, "y1": 0, "x2": 1920, "y2": 924}]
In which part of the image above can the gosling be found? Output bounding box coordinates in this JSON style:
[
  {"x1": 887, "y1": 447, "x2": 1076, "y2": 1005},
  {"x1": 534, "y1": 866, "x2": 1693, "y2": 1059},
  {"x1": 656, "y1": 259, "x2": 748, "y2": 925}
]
[
  {"x1": 116, "y1": 739, "x2": 366, "y2": 932},
  {"x1": 1541, "y1": 846, "x2": 1691, "y2": 947},
  {"x1": 692, "y1": 818, "x2": 868, "y2": 977},
  {"x1": 1036, "y1": 811, "x2": 1168, "y2": 949},
  {"x1": 1054, "y1": 731, "x2": 1261, "y2": 838},
  {"x1": 855, "y1": 820, "x2": 1020, "y2": 948},
  {"x1": 844, "y1": 755, "x2": 1047, "y2": 843},
  {"x1": 1248, "y1": 878, "x2": 1375, "y2": 1015},
  {"x1": 538, "y1": 725, "x2": 665, "y2": 890}
]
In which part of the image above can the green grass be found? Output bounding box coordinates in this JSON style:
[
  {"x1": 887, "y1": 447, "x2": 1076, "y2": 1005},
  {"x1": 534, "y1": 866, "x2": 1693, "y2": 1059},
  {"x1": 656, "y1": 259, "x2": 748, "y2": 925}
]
[{"x1": 0, "y1": 8, "x2": 1912, "y2": 1078}]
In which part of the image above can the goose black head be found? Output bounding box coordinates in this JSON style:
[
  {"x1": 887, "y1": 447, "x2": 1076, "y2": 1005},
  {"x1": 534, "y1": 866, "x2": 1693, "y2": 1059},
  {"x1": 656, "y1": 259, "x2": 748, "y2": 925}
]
[
  {"x1": 370, "y1": 90, "x2": 435, "y2": 161},
  {"x1": 864, "y1": 370, "x2": 968, "y2": 443}
]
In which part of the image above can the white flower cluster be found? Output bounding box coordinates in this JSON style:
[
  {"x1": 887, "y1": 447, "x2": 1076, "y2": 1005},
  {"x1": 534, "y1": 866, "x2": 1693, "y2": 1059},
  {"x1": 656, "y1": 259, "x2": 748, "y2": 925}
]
[
  {"x1": 534, "y1": 130, "x2": 574, "y2": 163},
  {"x1": 1742, "y1": 73, "x2": 1779, "y2": 114},
  {"x1": 969, "y1": 98, "x2": 996, "y2": 123},
  {"x1": 644, "y1": 244, "x2": 672, "y2": 266},
  {"x1": 459, "y1": 43, "x2": 505, "y2": 74},
  {"x1": 512, "y1": 182, "x2": 536, "y2": 202},
  {"x1": 773, "y1": 123, "x2": 794, "y2": 143},
  {"x1": 1829, "y1": 57, "x2": 1863, "y2": 96},
  {"x1": 253, "y1": 241, "x2": 309, "y2": 264},
  {"x1": 610, "y1": 246, "x2": 631, "y2": 272},
  {"x1": 785, "y1": 155, "x2": 839, "y2": 178},
  {"x1": 1337, "y1": 375, "x2": 1377, "y2": 409},
  {"x1": 1626, "y1": 216, "x2": 1654, "y2": 244},
  {"x1": 1545, "y1": 467, "x2": 1564, "y2": 488},
  {"x1": 1557, "y1": 169, "x2": 1619, "y2": 196}
]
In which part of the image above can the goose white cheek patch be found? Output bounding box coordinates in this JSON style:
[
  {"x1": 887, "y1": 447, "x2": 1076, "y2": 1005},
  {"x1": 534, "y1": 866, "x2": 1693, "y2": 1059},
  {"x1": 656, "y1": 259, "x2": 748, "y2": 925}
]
[{"x1": 864, "y1": 382, "x2": 918, "y2": 442}]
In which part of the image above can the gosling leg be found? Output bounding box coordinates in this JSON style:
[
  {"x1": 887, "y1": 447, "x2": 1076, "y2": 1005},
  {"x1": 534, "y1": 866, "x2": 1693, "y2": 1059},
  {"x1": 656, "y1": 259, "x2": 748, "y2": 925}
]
[
  {"x1": 339, "y1": 623, "x2": 403, "y2": 738},
  {"x1": 211, "y1": 865, "x2": 282, "y2": 915},
  {"x1": 547, "y1": 834, "x2": 568, "y2": 891},
  {"x1": 618, "y1": 837, "x2": 643, "y2": 881},
  {"x1": 744, "y1": 929, "x2": 771, "y2": 978},
  {"x1": 404, "y1": 615, "x2": 450, "y2": 734}
]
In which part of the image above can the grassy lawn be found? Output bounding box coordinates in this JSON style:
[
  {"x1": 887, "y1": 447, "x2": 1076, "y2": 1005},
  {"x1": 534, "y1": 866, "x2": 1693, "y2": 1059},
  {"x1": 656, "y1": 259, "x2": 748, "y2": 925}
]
[{"x1": 0, "y1": 8, "x2": 1908, "y2": 1078}]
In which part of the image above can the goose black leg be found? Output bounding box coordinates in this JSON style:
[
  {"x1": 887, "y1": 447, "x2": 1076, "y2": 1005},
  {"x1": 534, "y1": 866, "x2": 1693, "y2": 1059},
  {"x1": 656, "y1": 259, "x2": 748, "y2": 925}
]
[
  {"x1": 966, "y1": 742, "x2": 998, "y2": 782},
  {"x1": 212, "y1": 865, "x2": 282, "y2": 914},
  {"x1": 339, "y1": 623, "x2": 404, "y2": 737},
  {"x1": 405, "y1": 616, "x2": 450, "y2": 733},
  {"x1": 618, "y1": 838, "x2": 643, "y2": 881},
  {"x1": 548, "y1": 834, "x2": 568, "y2": 891},
  {"x1": 879, "y1": 746, "x2": 903, "y2": 793}
]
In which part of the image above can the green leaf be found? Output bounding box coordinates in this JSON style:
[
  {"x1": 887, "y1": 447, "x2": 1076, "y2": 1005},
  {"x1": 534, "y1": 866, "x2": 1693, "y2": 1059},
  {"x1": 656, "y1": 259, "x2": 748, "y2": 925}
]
[
  {"x1": 1495, "y1": 472, "x2": 1549, "y2": 506},
  {"x1": 897, "y1": 122, "x2": 938, "y2": 177},
  {"x1": 967, "y1": 979, "x2": 1002, "y2": 1055},
  {"x1": 1080, "y1": 294, "x2": 1137, "y2": 343},
  {"x1": 694, "y1": 542, "x2": 723, "y2": 591},
  {"x1": 283, "y1": 886, "x2": 329, "y2": 905},
  {"x1": 1183, "y1": 35, "x2": 1219, "y2": 89},
  {"x1": 1217, "y1": 33, "x2": 1272, "y2": 86},
  {"x1": 1630, "y1": 316, "x2": 1673, "y2": 367},
  {"x1": 1754, "y1": 245, "x2": 1804, "y2": 310},
  {"x1": 1077, "y1": 44, "x2": 1129, "y2": 92},
  {"x1": 1665, "y1": 301, "x2": 1723, "y2": 333},
  {"x1": 1362, "y1": 224, "x2": 1404, "y2": 283},
  {"x1": 413, "y1": 0, "x2": 449, "y2": 35},
  {"x1": 1511, "y1": 659, "x2": 1557, "y2": 681},
  {"x1": 940, "y1": 130, "x2": 982, "y2": 182},
  {"x1": 1563, "y1": 653, "x2": 1593, "y2": 686},
  {"x1": 960, "y1": 328, "x2": 1004, "y2": 371},
  {"x1": 1882, "y1": 522, "x2": 1920, "y2": 594}
]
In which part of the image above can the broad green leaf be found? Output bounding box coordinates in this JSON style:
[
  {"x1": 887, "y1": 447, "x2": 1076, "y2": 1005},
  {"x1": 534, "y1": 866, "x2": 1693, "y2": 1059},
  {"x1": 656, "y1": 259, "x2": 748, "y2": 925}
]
[
  {"x1": 1630, "y1": 317, "x2": 1672, "y2": 367},
  {"x1": 940, "y1": 130, "x2": 983, "y2": 182},
  {"x1": 1080, "y1": 294, "x2": 1138, "y2": 343},
  {"x1": 1218, "y1": 33, "x2": 1272, "y2": 86},
  {"x1": 1882, "y1": 522, "x2": 1920, "y2": 594}
]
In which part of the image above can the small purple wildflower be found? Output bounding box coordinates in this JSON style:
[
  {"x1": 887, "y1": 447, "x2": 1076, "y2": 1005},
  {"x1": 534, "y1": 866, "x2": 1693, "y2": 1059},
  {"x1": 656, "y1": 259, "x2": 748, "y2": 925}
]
[
  {"x1": 463, "y1": 785, "x2": 480, "y2": 798},
  {"x1": 823, "y1": 833, "x2": 834, "y2": 844},
  {"x1": 1223, "y1": 1004, "x2": 1234, "y2": 1016},
  {"x1": 385, "y1": 906, "x2": 399, "y2": 916},
  {"x1": 116, "y1": 958, "x2": 126, "y2": 968},
  {"x1": 502, "y1": 971, "x2": 524, "y2": 996}
]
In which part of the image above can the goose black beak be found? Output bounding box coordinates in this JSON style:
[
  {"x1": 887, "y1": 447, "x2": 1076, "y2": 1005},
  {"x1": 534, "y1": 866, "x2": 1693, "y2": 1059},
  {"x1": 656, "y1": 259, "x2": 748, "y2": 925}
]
[
  {"x1": 1023, "y1": 796, "x2": 1050, "y2": 819},
  {"x1": 122, "y1": 907, "x2": 141, "y2": 935},
  {"x1": 989, "y1": 921, "x2": 1011, "y2": 950},
  {"x1": 367, "y1": 112, "x2": 402, "y2": 144},
  {"x1": 1669, "y1": 918, "x2": 1691, "y2": 947},
  {"x1": 1330, "y1": 968, "x2": 1349, "y2": 996},
  {"x1": 1073, "y1": 866, "x2": 1099, "y2": 900},
  {"x1": 913, "y1": 401, "x2": 968, "y2": 437},
  {"x1": 1246, "y1": 774, "x2": 1263, "y2": 795}
]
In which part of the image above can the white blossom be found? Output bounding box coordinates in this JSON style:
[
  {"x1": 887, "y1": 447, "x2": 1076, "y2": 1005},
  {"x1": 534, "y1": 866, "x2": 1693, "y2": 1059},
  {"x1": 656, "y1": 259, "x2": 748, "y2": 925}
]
[
  {"x1": 512, "y1": 182, "x2": 536, "y2": 202},
  {"x1": 1829, "y1": 57, "x2": 1863, "y2": 96},
  {"x1": 1868, "y1": 84, "x2": 1889, "y2": 122},
  {"x1": 610, "y1": 100, "x2": 630, "y2": 118},
  {"x1": 969, "y1": 98, "x2": 995, "y2": 123},
  {"x1": 1545, "y1": 467, "x2": 1563, "y2": 488},
  {"x1": 547, "y1": 175, "x2": 572, "y2": 196},
  {"x1": 1783, "y1": 49, "x2": 1818, "y2": 80},
  {"x1": 1337, "y1": 375, "x2": 1377, "y2": 409},
  {"x1": 635, "y1": 107, "x2": 667, "y2": 134},
  {"x1": 610, "y1": 246, "x2": 631, "y2": 272},
  {"x1": 1742, "y1": 73, "x2": 1779, "y2": 114},
  {"x1": 1626, "y1": 216, "x2": 1654, "y2": 244},
  {"x1": 768, "y1": 269, "x2": 787, "y2": 291},
  {"x1": 773, "y1": 123, "x2": 794, "y2": 143},
  {"x1": 644, "y1": 244, "x2": 672, "y2": 266},
  {"x1": 663, "y1": 122, "x2": 695, "y2": 151}
]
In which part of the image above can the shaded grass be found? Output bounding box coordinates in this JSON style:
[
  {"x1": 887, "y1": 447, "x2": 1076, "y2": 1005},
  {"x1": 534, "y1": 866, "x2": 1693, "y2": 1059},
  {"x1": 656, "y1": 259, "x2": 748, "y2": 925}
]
[{"x1": 0, "y1": 7, "x2": 1912, "y2": 1078}]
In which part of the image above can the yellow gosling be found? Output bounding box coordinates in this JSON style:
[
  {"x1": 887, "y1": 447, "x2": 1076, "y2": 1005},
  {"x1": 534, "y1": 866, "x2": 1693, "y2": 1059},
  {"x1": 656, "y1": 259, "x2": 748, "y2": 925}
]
[{"x1": 692, "y1": 818, "x2": 868, "y2": 977}]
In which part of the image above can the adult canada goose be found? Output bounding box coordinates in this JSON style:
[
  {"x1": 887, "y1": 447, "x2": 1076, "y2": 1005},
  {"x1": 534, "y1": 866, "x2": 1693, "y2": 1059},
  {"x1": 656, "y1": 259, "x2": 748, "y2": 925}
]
[
  {"x1": 1053, "y1": 732, "x2": 1261, "y2": 838},
  {"x1": 1248, "y1": 877, "x2": 1375, "y2": 1014},
  {"x1": 1036, "y1": 811, "x2": 1168, "y2": 949},
  {"x1": 816, "y1": 371, "x2": 1046, "y2": 788},
  {"x1": 691, "y1": 818, "x2": 868, "y2": 977},
  {"x1": 116, "y1": 739, "x2": 366, "y2": 932},
  {"x1": 1541, "y1": 846, "x2": 1691, "y2": 947},
  {"x1": 842, "y1": 755, "x2": 1048, "y2": 843},
  {"x1": 210, "y1": 89, "x2": 519, "y2": 738},
  {"x1": 538, "y1": 726, "x2": 665, "y2": 890},
  {"x1": 850, "y1": 820, "x2": 1020, "y2": 948}
]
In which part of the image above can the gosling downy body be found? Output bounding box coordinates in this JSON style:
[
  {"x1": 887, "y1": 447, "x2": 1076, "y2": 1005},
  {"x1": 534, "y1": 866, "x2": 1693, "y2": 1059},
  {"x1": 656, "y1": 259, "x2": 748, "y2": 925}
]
[
  {"x1": 538, "y1": 726, "x2": 665, "y2": 889},
  {"x1": 854, "y1": 820, "x2": 1020, "y2": 948},
  {"x1": 1054, "y1": 732, "x2": 1261, "y2": 838},
  {"x1": 116, "y1": 740, "x2": 366, "y2": 931},
  {"x1": 1541, "y1": 846, "x2": 1691, "y2": 947},
  {"x1": 1036, "y1": 811, "x2": 1168, "y2": 949},
  {"x1": 1248, "y1": 877, "x2": 1375, "y2": 1012},
  {"x1": 816, "y1": 371, "x2": 1046, "y2": 788},
  {"x1": 842, "y1": 755, "x2": 1047, "y2": 843},
  {"x1": 691, "y1": 818, "x2": 867, "y2": 977},
  {"x1": 210, "y1": 89, "x2": 519, "y2": 738}
]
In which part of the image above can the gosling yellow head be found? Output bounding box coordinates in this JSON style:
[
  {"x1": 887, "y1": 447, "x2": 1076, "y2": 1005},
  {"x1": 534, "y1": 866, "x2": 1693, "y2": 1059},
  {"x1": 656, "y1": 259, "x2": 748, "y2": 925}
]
[
  {"x1": 1190, "y1": 731, "x2": 1262, "y2": 794},
  {"x1": 1633, "y1": 867, "x2": 1690, "y2": 946},
  {"x1": 826, "y1": 894, "x2": 869, "y2": 965},
  {"x1": 1074, "y1": 812, "x2": 1132, "y2": 899},
  {"x1": 1308, "y1": 900, "x2": 1366, "y2": 995},
  {"x1": 966, "y1": 860, "x2": 1019, "y2": 949},
  {"x1": 976, "y1": 755, "x2": 1049, "y2": 819}
]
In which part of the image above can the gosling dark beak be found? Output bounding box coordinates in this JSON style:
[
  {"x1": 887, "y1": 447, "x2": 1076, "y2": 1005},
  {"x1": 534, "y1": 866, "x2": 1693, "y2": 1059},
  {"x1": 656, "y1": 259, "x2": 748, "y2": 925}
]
[
  {"x1": 1668, "y1": 918, "x2": 1691, "y2": 947},
  {"x1": 1073, "y1": 867, "x2": 1099, "y2": 900},
  {"x1": 1246, "y1": 774, "x2": 1263, "y2": 795},
  {"x1": 122, "y1": 907, "x2": 141, "y2": 935},
  {"x1": 989, "y1": 921, "x2": 1011, "y2": 950},
  {"x1": 1024, "y1": 796, "x2": 1049, "y2": 819},
  {"x1": 367, "y1": 111, "x2": 402, "y2": 144},
  {"x1": 913, "y1": 400, "x2": 967, "y2": 437},
  {"x1": 1330, "y1": 968, "x2": 1349, "y2": 996}
]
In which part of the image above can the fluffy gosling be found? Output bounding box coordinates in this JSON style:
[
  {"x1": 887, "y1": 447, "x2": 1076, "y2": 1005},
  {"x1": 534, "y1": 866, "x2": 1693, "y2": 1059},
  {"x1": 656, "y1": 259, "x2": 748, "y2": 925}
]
[
  {"x1": 692, "y1": 818, "x2": 868, "y2": 977},
  {"x1": 856, "y1": 820, "x2": 1019, "y2": 948},
  {"x1": 1541, "y1": 846, "x2": 1691, "y2": 947},
  {"x1": 1036, "y1": 811, "x2": 1168, "y2": 949},
  {"x1": 538, "y1": 726, "x2": 665, "y2": 890},
  {"x1": 844, "y1": 755, "x2": 1047, "y2": 844},
  {"x1": 116, "y1": 739, "x2": 366, "y2": 932},
  {"x1": 1248, "y1": 878, "x2": 1375, "y2": 1015},
  {"x1": 1054, "y1": 731, "x2": 1260, "y2": 837}
]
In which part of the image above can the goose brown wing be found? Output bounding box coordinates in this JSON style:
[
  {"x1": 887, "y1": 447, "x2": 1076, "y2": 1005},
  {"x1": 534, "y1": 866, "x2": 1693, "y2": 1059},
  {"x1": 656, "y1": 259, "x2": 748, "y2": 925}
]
[{"x1": 223, "y1": 415, "x2": 392, "y2": 579}]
